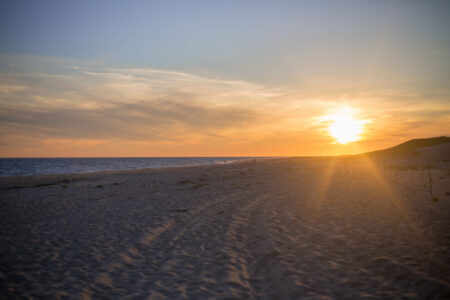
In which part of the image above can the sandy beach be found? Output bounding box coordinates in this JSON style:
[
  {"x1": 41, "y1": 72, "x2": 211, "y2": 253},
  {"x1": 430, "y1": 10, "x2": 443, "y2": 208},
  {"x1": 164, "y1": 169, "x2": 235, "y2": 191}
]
[{"x1": 1, "y1": 156, "x2": 450, "y2": 299}]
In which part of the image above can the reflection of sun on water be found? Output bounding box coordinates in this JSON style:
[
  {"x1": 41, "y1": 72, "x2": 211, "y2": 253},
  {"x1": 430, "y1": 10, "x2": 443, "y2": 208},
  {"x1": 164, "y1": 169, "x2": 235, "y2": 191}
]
[{"x1": 328, "y1": 107, "x2": 365, "y2": 144}]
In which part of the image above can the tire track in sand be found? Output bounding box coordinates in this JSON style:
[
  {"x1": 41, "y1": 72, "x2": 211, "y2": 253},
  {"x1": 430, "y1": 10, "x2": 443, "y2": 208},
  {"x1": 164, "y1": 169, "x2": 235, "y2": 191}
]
[{"x1": 82, "y1": 191, "x2": 244, "y2": 298}]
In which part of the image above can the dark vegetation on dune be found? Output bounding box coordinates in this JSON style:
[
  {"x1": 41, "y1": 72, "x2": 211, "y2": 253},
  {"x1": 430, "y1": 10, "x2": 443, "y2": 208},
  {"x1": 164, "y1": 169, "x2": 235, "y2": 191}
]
[{"x1": 362, "y1": 136, "x2": 450, "y2": 158}]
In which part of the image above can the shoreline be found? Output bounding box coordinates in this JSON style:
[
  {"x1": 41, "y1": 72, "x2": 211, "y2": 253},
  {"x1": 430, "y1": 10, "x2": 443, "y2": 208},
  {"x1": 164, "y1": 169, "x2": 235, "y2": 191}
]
[
  {"x1": 0, "y1": 157, "x2": 273, "y2": 180},
  {"x1": 0, "y1": 157, "x2": 270, "y2": 189}
]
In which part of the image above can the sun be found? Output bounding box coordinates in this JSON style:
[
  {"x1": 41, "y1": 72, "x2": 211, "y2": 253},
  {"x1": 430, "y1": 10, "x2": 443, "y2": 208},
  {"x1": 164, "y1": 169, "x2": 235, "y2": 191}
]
[{"x1": 328, "y1": 107, "x2": 364, "y2": 144}]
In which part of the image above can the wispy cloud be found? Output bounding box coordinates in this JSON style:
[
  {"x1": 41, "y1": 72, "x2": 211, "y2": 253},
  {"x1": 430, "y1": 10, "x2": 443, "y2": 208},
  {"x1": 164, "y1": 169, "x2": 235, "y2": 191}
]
[{"x1": 0, "y1": 55, "x2": 449, "y2": 157}]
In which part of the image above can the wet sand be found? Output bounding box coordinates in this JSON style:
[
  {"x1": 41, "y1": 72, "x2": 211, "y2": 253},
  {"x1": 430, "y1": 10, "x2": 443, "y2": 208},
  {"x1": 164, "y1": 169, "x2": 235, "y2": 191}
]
[{"x1": 1, "y1": 157, "x2": 449, "y2": 299}]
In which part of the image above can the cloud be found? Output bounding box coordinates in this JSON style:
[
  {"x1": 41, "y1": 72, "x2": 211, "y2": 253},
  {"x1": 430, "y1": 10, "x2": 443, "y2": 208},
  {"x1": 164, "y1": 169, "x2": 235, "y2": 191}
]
[
  {"x1": 0, "y1": 58, "x2": 283, "y2": 143},
  {"x1": 0, "y1": 55, "x2": 449, "y2": 156}
]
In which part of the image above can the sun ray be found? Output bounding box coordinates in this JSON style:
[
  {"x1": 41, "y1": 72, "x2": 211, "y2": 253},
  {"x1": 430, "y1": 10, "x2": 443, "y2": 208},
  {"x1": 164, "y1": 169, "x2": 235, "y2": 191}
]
[
  {"x1": 353, "y1": 153, "x2": 427, "y2": 238},
  {"x1": 312, "y1": 156, "x2": 339, "y2": 214}
]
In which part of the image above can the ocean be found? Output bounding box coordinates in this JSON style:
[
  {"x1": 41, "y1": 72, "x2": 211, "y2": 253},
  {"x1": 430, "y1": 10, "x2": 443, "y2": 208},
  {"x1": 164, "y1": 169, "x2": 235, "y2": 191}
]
[{"x1": 0, "y1": 157, "x2": 260, "y2": 177}]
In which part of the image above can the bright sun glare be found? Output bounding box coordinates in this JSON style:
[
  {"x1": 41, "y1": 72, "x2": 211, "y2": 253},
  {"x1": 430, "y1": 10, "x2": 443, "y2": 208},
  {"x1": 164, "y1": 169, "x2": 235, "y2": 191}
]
[{"x1": 328, "y1": 107, "x2": 364, "y2": 144}]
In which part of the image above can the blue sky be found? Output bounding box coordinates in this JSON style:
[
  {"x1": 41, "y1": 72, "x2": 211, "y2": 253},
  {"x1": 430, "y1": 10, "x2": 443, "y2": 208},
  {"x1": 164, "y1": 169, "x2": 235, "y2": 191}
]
[
  {"x1": 0, "y1": 0, "x2": 449, "y2": 156},
  {"x1": 2, "y1": 0, "x2": 449, "y2": 85}
]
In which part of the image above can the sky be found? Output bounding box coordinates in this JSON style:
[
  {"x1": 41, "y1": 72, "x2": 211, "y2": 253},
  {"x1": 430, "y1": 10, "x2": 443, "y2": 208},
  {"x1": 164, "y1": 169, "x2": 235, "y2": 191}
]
[{"x1": 0, "y1": 0, "x2": 449, "y2": 157}]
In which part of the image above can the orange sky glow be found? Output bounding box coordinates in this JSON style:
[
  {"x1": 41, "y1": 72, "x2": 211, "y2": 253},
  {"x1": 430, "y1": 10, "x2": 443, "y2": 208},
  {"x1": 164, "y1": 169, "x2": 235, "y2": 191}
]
[{"x1": 1, "y1": 57, "x2": 448, "y2": 157}]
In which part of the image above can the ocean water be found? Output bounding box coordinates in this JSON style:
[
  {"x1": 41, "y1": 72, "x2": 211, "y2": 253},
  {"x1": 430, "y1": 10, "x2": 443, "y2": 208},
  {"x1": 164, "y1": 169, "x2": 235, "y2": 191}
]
[{"x1": 0, "y1": 157, "x2": 258, "y2": 177}]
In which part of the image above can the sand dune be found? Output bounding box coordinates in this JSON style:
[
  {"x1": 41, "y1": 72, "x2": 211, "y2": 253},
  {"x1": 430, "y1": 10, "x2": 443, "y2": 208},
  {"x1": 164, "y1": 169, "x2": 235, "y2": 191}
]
[{"x1": 1, "y1": 156, "x2": 449, "y2": 299}]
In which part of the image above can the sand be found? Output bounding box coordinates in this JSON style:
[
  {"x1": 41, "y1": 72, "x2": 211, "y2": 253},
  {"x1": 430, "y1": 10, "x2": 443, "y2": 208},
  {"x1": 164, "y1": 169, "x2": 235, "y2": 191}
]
[{"x1": 1, "y1": 156, "x2": 449, "y2": 299}]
